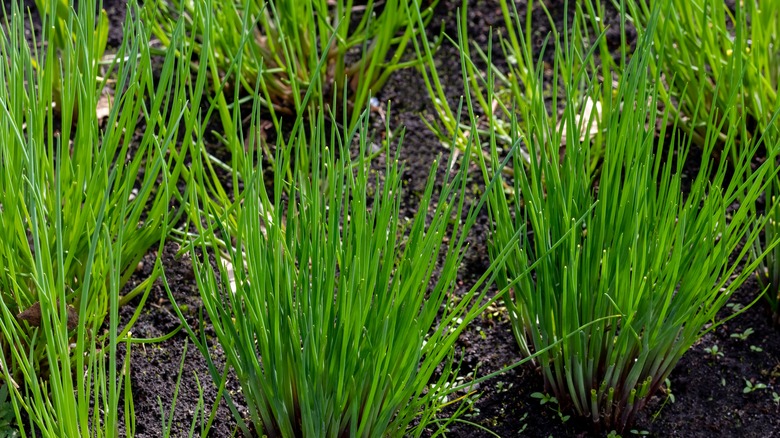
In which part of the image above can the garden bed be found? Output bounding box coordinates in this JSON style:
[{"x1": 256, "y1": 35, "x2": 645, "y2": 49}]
[{"x1": 9, "y1": 0, "x2": 780, "y2": 437}]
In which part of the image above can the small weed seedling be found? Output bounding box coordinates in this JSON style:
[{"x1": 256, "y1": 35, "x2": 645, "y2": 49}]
[
  {"x1": 731, "y1": 328, "x2": 755, "y2": 341},
  {"x1": 531, "y1": 392, "x2": 558, "y2": 406},
  {"x1": 744, "y1": 380, "x2": 768, "y2": 394},
  {"x1": 704, "y1": 345, "x2": 725, "y2": 359},
  {"x1": 495, "y1": 381, "x2": 514, "y2": 394},
  {"x1": 726, "y1": 303, "x2": 745, "y2": 314},
  {"x1": 531, "y1": 392, "x2": 571, "y2": 423},
  {"x1": 652, "y1": 378, "x2": 676, "y2": 421}
]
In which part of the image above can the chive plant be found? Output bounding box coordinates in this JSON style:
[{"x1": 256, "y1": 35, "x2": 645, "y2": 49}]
[
  {"x1": 152, "y1": 0, "x2": 437, "y2": 133},
  {"x1": 623, "y1": 0, "x2": 779, "y2": 149},
  {"x1": 753, "y1": 154, "x2": 780, "y2": 325},
  {"x1": 167, "y1": 73, "x2": 538, "y2": 434},
  {"x1": 471, "y1": 6, "x2": 780, "y2": 432},
  {"x1": 0, "y1": 0, "x2": 197, "y2": 434},
  {"x1": 414, "y1": 0, "x2": 627, "y2": 172},
  {"x1": 32, "y1": 0, "x2": 110, "y2": 117},
  {"x1": 624, "y1": 0, "x2": 780, "y2": 324}
]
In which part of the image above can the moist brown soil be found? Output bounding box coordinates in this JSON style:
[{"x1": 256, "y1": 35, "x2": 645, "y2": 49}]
[{"x1": 14, "y1": 0, "x2": 780, "y2": 436}]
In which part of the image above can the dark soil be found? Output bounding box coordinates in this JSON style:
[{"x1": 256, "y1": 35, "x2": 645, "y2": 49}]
[{"x1": 14, "y1": 0, "x2": 780, "y2": 436}]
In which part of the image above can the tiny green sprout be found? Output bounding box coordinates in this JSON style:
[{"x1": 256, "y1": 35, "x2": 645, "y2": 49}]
[
  {"x1": 726, "y1": 302, "x2": 745, "y2": 313},
  {"x1": 496, "y1": 381, "x2": 513, "y2": 394},
  {"x1": 652, "y1": 378, "x2": 676, "y2": 421},
  {"x1": 630, "y1": 430, "x2": 651, "y2": 436},
  {"x1": 772, "y1": 392, "x2": 780, "y2": 405},
  {"x1": 743, "y1": 380, "x2": 768, "y2": 394},
  {"x1": 664, "y1": 378, "x2": 676, "y2": 404},
  {"x1": 750, "y1": 345, "x2": 764, "y2": 353},
  {"x1": 704, "y1": 344, "x2": 724, "y2": 358},
  {"x1": 731, "y1": 328, "x2": 755, "y2": 341},
  {"x1": 531, "y1": 392, "x2": 558, "y2": 406},
  {"x1": 722, "y1": 378, "x2": 727, "y2": 387},
  {"x1": 532, "y1": 392, "x2": 569, "y2": 423},
  {"x1": 517, "y1": 413, "x2": 529, "y2": 434},
  {"x1": 462, "y1": 397, "x2": 481, "y2": 419}
]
